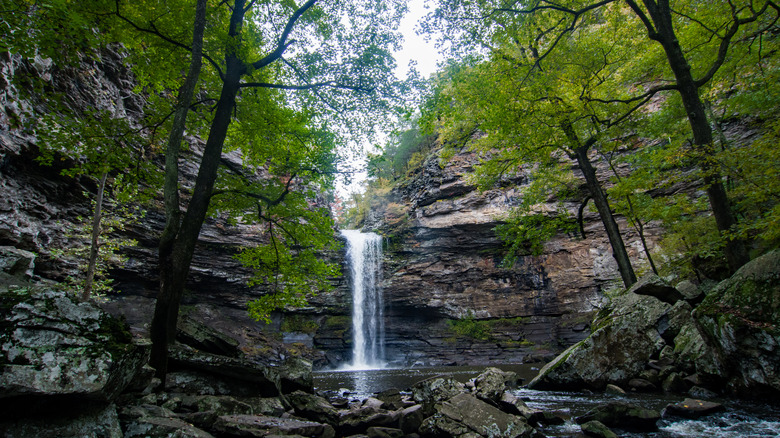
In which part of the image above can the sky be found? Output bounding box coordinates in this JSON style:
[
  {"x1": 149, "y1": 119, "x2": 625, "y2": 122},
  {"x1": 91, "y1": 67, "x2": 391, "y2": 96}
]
[{"x1": 336, "y1": 1, "x2": 443, "y2": 199}]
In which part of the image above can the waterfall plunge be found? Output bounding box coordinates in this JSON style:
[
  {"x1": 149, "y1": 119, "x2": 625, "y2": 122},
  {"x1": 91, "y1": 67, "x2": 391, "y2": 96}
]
[{"x1": 340, "y1": 230, "x2": 385, "y2": 370}]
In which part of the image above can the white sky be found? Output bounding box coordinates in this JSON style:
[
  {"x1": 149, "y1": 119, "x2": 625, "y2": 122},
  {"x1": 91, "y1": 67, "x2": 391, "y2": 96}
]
[{"x1": 336, "y1": 1, "x2": 443, "y2": 200}]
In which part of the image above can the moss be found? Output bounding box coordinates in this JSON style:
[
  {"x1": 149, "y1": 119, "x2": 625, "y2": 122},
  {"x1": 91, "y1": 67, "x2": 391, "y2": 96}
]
[
  {"x1": 87, "y1": 314, "x2": 133, "y2": 360},
  {"x1": 281, "y1": 315, "x2": 319, "y2": 334},
  {"x1": 324, "y1": 315, "x2": 350, "y2": 328},
  {"x1": 447, "y1": 316, "x2": 492, "y2": 341}
]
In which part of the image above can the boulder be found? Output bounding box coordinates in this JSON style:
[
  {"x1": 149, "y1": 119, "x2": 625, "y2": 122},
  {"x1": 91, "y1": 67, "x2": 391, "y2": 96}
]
[
  {"x1": 411, "y1": 375, "x2": 465, "y2": 415},
  {"x1": 0, "y1": 286, "x2": 148, "y2": 411},
  {"x1": 397, "y1": 404, "x2": 425, "y2": 433},
  {"x1": 419, "y1": 393, "x2": 541, "y2": 438},
  {"x1": 528, "y1": 292, "x2": 672, "y2": 391},
  {"x1": 574, "y1": 402, "x2": 660, "y2": 432},
  {"x1": 287, "y1": 390, "x2": 340, "y2": 424},
  {"x1": 663, "y1": 398, "x2": 724, "y2": 419},
  {"x1": 691, "y1": 250, "x2": 780, "y2": 397},
  {"x1": 213, "y1": 415, "x2": 335, "y2": 438},
  {"x1": 272, "y1": 355, "x2": 314, "y2": 394},
  {"x1": 580, "y1": 420, "x2": 618, "y2": 438},
  {"x1": 473, "y1": 367, "x2": 518, "y2": 404},
  {"x1": 630, "y1": 275, "x2": 685, "y2": 305},
  {"x1": 338, "y1": 403, "x2": 400, "y2": 436}
]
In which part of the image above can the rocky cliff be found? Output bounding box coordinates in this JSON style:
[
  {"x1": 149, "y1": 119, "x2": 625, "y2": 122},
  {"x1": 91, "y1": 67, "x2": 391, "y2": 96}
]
[{"x1": 1, "y1": 47, "x2": 666, "y2": 369}]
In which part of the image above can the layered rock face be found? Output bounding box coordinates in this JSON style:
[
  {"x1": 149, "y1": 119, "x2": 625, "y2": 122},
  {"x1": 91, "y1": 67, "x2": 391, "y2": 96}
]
[{"x1": 346, "y1": 150, "x2": 662, "y2": 366}]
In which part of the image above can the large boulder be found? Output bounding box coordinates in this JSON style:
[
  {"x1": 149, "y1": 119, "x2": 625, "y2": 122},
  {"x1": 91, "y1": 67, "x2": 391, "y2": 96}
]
[
  {"x1": 411, "y1": 375, "x2": 465, "y2": 415},
  {"x1": 419, "y1": 393, "x2": 541, "y2": 438},
  {"x1": 0, "y1": 286, "x2": 149, "y2": 410},
  {"x1": 213, "y1": 414, "x2": 336, "y2": 438},
  {"x1": 691, "y1": 250, "x2": 780, "y2": 396},
  {"x1": 0, "y1": 247, "x2": 35, "y2": 279},
  {"x1": 528, "y1": 290, "x2": 675, "y2": 390}
]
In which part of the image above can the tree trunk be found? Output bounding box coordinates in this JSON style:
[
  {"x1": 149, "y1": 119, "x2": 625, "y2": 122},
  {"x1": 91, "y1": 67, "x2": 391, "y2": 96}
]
[
  {"x1": 82, "y1": 171, "x2": 108, "y2": 301},
  {"x1": 149, "y1": 0, "x2": 209, "y2": 381},
  {"x1": 573, "y1": 143, "x2": 637, "y2": 288},
  {"x1": 640, "y1": 0, "x2": 750, "y2": 273}
]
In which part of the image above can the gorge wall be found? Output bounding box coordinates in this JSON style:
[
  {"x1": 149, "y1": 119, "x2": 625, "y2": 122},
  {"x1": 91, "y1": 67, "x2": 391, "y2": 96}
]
[{"x1": 1, "y1": 49, "x2": 662, "y2": 370}]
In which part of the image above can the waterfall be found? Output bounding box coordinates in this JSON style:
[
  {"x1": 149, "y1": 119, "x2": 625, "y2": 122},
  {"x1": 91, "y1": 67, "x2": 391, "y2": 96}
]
[{"x1": 340, "y1": 230, "x2": 385, "y2": 370}]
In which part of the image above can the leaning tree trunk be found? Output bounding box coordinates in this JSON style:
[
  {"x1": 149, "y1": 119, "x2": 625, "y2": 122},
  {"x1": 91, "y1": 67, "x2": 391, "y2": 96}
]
[
  {"x1": 82, "y1": 171, "x2": 108, "y2": 301},
  {"x1": 640, "y1": 0, "x2": 750, "y2": 273},
  {"x1": 573, "y1": 144, "x2": 637, "y2": 288}
]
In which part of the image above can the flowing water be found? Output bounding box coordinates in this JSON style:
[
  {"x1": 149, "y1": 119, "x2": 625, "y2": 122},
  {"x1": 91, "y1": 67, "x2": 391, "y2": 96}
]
[
  {"x1": 340, "y1": 230, "x2": 385, "y2": 370},
  {"x1": 314, "y1": 365, "x2": 780, "y2": 437}
]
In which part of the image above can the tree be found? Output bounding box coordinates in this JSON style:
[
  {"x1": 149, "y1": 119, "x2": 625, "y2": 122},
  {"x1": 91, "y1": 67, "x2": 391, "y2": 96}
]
[
  {"x1": 426, "y1": 0, "x2": 780, "y2": 274},
  {"x1": 112, "y1": 0, "x2": 405, "y2": 381},
  {"x1": 423, "y1": 6, "x2": 645, "y2": 287}
]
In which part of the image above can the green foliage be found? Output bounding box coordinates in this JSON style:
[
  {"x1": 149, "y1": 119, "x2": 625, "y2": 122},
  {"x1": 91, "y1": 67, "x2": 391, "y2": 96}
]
[{"x1": 447, "y1": 314, "x2": 491, "y2": 341}]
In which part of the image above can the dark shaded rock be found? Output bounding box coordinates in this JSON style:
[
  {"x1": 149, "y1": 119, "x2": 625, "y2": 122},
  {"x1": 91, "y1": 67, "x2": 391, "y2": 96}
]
[
  {"x1": 580, "y1": 420, "x2": 618, "y2": 438},
  {"x1": 375, "y1": 388, "x2": 405, "y2": 410},
  {"x1": 419, "y1": 393, "x2": 541, "y2": 438},
  {"x1": 213, "y1": 415, "x2": 335, "y2": 438},
  {"x1": 272, "y1": 356, "x2": 314, "y2": 394},
  {"x1": 1, "y1": 403, "x2": 122, "y2": 438},
  {"x1": 675, "y1": 280, "x2": 705, "y2": 306},
  {"x1": 575, "y1": 402, "x2": 660, "y2": 432},
  {"x1": 398, "y1": 404, "x2": 424, "y2": 434},
  {"x1": 604, "y1": 384, "x2": 625, "y2": 395},
  {"x1": 688, "y1": 386, "x2": 719, "y2": 400},
  {"x1": 287, "y1": 390, "x2": 340, "y2": 425},
  {"x1": 338, "y1": 404, "x2": 400, "y2": 436},
  {"x1": 0, "y1": 246, "x2": 35, "y2": 278},
  {"x1": 177, "y1": 312, "x2": 240, "y2": 357},
  {"x1": 630, "y1": 275, "x2": 685, "y2": 305},
  {"x1": 628, "y1": 378, "x2": 657, "y2": 392},
  {"x1": 663, "y1": 398, "x2": 724, "y2": 419},
  {"x1": 123, "y1": 416, "x2": 215, "y2": 438},
  {"x1": 498, "y1": 391, "x2": 540, "y2": 420},
  {"x1": 367, "y1": 426, "x2": 404, "y2": 438},
  {"x1": 167, "y1": 344, "x2": 277, "y2": 397},
  {"x1": 662, "y1": 372, "x2": 688, "y2": 394}
]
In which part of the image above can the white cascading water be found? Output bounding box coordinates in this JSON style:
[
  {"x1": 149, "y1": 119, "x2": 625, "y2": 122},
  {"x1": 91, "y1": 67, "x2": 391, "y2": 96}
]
[{"x1": 340, "y1": 230, "x2": 385, "y2": 370}]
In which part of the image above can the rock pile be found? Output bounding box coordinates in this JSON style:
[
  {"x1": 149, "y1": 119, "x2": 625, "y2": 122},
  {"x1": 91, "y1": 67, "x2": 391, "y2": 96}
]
[{"x1": 529, "y1": 250, "x2": 780, "y2": 399}]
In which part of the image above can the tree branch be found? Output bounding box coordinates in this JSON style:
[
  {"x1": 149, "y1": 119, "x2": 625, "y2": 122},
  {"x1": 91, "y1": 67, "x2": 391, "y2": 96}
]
[{"x1": 249, "y1": 0, "x2": 318, "y2": 72}]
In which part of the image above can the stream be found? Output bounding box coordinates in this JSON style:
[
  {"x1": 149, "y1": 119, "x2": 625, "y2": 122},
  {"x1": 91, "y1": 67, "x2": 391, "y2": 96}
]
[{"x1": 314, "y1": 364, "x2": 780, "y2": 437}]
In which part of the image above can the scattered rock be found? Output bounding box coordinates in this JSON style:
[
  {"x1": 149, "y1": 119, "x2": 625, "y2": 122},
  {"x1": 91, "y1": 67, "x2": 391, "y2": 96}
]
[
  {"x1": 287, "y1": 390, "x2": 340, "y2": 424},
  {"x1": 419, "y1": 393, "x2": 540, "y2": 438},
  {"x1": 213, "y1": 414, "x2": 335, "y2": 438},
  {"x1": 663, "y1": 398, "x2": 724, "y2": 419},
  {"x1": 575, "y1": 402, "x2": 660, "y2": 432},
  {"x1": 124, "y1": 416, "x2": 215, "y2": 438},
  {"x1": 473, "y1": 367, "x2": 518, "y2": 404}
]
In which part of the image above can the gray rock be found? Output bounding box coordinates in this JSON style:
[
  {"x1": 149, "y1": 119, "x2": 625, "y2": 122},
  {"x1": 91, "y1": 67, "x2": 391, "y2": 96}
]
[
  {"x1": 398, "y1": 404, "x2": 424, "y2": 433},
  {"x1": 213, "y1": 415, "x2": 335, "y2": 438},
  {"x1": 473, "y1": 367, "x2": 518, "y2": 404},
  {"x1": 287, "y1": 390, "x2": 340, "y2": 424},
  {"x1": 630, "y1": 275, "x2": 685, "y2": 305},
  {"x1": 177, "y1": 312, "x2": 240, "y2": 357},
  {"x1": 0, "y1": 287, "x2": 148, "y2": 406},
  {"x1": 0, "y1": 246, "x2": 35, "y2": 278},
  {"x1": 411, "y1": 375, "x2": 465, "y2": 415},
  {"x1": 419, "y1": 393, "x2": 540, "y2": 438},
  {"x1": 366, "y1": 426, "x2": 404, "y2": 438},
  {"x1": 575, "y1": 402, "x2": 660, "y2": 432}
]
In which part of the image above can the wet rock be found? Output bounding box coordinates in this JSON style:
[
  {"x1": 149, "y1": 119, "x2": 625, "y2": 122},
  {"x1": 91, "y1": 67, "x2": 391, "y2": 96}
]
[
  {"x1": 1, "y1": 403, "x2": 122, "y2": 438},
  {"x1": 287, "y1": 390, "x2": 340, "y2": 424},
  {"x1": 630, "y1": 275, "x2": 685, "y2": 305},
  {"x1": 375, "y1": 388, "x2": 406, "y2": 410},
  {"x1": 498, "y1": 391, "x2": 541, "y2": 420},
  {"x1": 604, "y1": 384, "x2": 625, "y2": 395},
  {"x1": 575, "y1": 402, "x2": 660, "y2": 432},
  {"x1": 688, "y1": 386, "x2": 718, "y2": 400},
  {"x1": 213, "y1": 414, "x2": 335, "y2": 438},
  {"x1": 628, "y1": 378, "x2": 657, "y2": 392},
  {"x1": 419, "y1": 393, "x2": 540, "y2": 438},
  {"x1": 663, "y1": 398, "x2": 724, "y2": 419},
  {"x1": 580, "y1": 420, "x2": 618, "y2": 438},
  {"x1": 661, "y1": 372, "x2": 688, "y2": 394}
]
